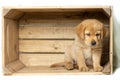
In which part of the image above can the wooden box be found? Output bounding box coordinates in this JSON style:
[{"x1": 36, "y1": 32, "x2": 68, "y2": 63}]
[{"x1": 2, "y1": 6, "x2": 113, "y2": 75}]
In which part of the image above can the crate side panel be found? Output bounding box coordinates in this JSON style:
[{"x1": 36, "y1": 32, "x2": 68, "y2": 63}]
[
  {"x1": 4, "y1": 19, "x2": 19, "y2": 64},
  {"x1": 3, "y1": 18, "x2": 9, "y2": 65}
]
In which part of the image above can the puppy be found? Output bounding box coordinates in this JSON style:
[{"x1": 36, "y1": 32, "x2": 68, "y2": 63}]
[{"x1": 51, "y1": 19, "x2": 107, "y2": 72}]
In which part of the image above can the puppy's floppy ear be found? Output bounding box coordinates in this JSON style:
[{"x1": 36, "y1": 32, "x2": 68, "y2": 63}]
[
  {"x1": 103, "y1": 27, "x2": 108, "y2": 37},
  {"x1": 101, "y1": 26, "x2": 108, "y2": 39},
  {"x1": 76, "y1": 23, "x2": 85, "y2": 39}
]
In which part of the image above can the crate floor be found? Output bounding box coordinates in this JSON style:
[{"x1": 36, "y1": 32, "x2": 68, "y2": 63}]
[{"x1": 13, "y1": 66, "x2": 103, "y2": 75}]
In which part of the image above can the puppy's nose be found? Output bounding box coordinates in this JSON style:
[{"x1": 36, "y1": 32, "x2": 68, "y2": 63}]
[{"x1": 91, "y1": 40, "x2": 96, "y2": 46}]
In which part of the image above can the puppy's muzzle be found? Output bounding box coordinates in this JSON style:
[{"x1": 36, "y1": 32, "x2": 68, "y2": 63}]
[{"x1": 91, "y1": 40, "x2": 96, "y2": 46}]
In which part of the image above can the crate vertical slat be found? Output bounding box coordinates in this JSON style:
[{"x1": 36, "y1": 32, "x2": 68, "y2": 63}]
[{"x1": 110, "y1": 7, "x2": 113, "y2": 74}]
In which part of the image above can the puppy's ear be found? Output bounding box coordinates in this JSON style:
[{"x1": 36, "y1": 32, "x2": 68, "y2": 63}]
[
  {"x1": 101, "y1": 27, "x2": 108, "y2": 39},
  {"x1": 76, "y1": 23, "x2": 85, "y2": 39},
  {"x1": 103, "y1": 27, "x2": 109, "y2": 37}
]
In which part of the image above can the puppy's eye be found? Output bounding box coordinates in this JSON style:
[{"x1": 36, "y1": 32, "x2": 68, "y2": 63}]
[
  {"x1": 86, "y1": 33, "x2": 90, "y2": 36},
  {"x1": 96, "y1": 33, "x2": 100, "y2": 36}
]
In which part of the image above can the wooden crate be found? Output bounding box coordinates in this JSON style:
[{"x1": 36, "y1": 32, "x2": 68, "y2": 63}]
[{"x1": 2, "y1": 6, "x2": 113, "y2": 75}]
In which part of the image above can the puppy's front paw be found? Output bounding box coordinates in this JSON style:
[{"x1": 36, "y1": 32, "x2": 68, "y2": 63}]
[
  {"x1": 94, "y1": 66, "x2": 103, "y2": 72},
  {"x1": 65, "y1": 62, "x2": 74, "y2": 70},
  {"x1": 79, "y1": 66, "x2": 89, "y2": 71}
]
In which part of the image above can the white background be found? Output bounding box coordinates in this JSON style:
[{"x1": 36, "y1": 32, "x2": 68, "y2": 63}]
[{"x1": 0, "y1": 0, "x2": 120, "y2": 80}]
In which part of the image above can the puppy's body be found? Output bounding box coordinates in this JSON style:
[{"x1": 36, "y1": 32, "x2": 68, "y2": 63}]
[{"x1": 51, "y1": 19, "x2": 107, "y2": 72}]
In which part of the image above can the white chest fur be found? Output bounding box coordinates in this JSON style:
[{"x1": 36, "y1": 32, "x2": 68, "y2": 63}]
[
  {"x1": 83, "y1": 48, "x2": 91, "y2": 59},
  {"x1": 83, "y1": 48, "x2": 93, "y2": 66}
]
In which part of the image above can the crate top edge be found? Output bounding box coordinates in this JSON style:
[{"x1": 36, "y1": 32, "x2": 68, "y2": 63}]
[
  {"x1": 2, "y1": 6, "x2": 111, "y2": 9},
  {"x1": 3, "y1": 6, "x2": 112, "y2": 19}
]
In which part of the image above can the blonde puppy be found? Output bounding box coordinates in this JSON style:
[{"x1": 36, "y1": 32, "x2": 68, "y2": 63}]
[{"x1": 51, "y1": 19, "x2": 107, "y2": 72}]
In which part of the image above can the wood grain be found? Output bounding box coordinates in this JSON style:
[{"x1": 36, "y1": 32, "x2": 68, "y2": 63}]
[
  {"x1": 6, "y1": 60, "x2": 25, "y2": 73},
  {"x1": 4, "y1": 9, "x2": 24, "y2": 19},
  {"x1": 13, "y1": 66, "x2": 106, "y2": 75},
  {"x1": 19, "y1": 12, "x2": 109, "y2": 24},
  {"x1": 3, "y1": 67, "x2": 13, "y2": 75},
  {"x1": 19, "y1": 40, "x2": 74, "y2": 52},
  {"x1": 110, "y1": 13, "x2": 113, "y2": 74},
  {"x1": 17, "y1": 7, "x2": 107, "y2": 12},
  {"x1": 19, "y1": 54, "x2": 64, "y2": 66},
  {"x1": 4, "y1": 19, "x2": 19, "y2": 65},
  {"x1": 3, "y1": 6, "x2": 110, "y2": 12},
  {"x1": 3, "y1": 18, "x2": 9, "y2": 65},
  {"x1": 19, "y1": 20, "x2": 77, "y2": 39},
  {"x1": 103, "y1": 8, "x2": 111, "y2": 17}
]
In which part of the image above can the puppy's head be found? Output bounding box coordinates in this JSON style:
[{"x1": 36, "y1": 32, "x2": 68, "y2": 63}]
[{"x1": 76, "y1": 19, "x2": 107, "y2": 47}]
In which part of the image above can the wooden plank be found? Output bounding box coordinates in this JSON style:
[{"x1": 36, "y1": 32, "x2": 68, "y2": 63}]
[
  {"x1": 5, "y1": 19, "x2": 19, "y2": 64},
  {"x1": 3, "y1": 6, "x2": 110, "y2": 9},
  {"x1": 59, "y1": 6, "x2": 110, "y2": 9},
  {"x1": 103, "y1": 8, "x2": 111, "y2": 17},
  {"x1": 19, "y1": 40, "x2": 74, "y2": 52},
  {"x1": 3, "y1": 67, "x2": 13, "y2": 75},
  {"x1": 3, "y1": 9, "x2": 24, "y2": 19},
  {"x1": 2, "y1": 8, "x2": 11, "y2": 17},
  {"x1": 18, "y1": 9, "x2": 102, "y2": 12},
  {"x1": 19, "y1": 12, "x2": 109, "y2": 24},
  {"x1": 4, "y1": 6, "x2": 110, "y2": 12},
  {"x1": 102, "y1": 62, "x2": 111, "y2": 74},
  {"x1": 19, "y1": 12, "x2": 85, "y2": 20},
  {"x1": 12, "y1": 66, "x2": 105, "y2": 75},
  {"x1": 3, "y1": 6, "x2": 111, "y2": 18},
  {"x1": 110, "y1": 53, "x2": 113, "y2": 74},
  {"x1": 110, "y1": 10, "x2": 113, "y2": 74},
  {"x1": 6, "y1": 60, "x2": 25, "y2": 72},
  {"x1": 19, "y1": 54, "x2": 64, "y2": 66},
  {"x1": 19, "y1": 22, "x2": 109, "y2": 39},
  {"x1": 19, "y1": 39, "x2": 109, "y2": 53},
  {"x1": 19, "y1": 20, "x2": 77, "y2": 39},
  {"x1": 3, "y1": 18, "x2": 9, "y2": 66},
  {"x1": 110, "y1": 11, "x2": 113, "y2": 56}
]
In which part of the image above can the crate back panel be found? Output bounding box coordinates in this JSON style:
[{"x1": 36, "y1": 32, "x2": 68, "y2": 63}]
[{"x1": 18, "y1": 11, "x2": 110, "y2": 67}]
